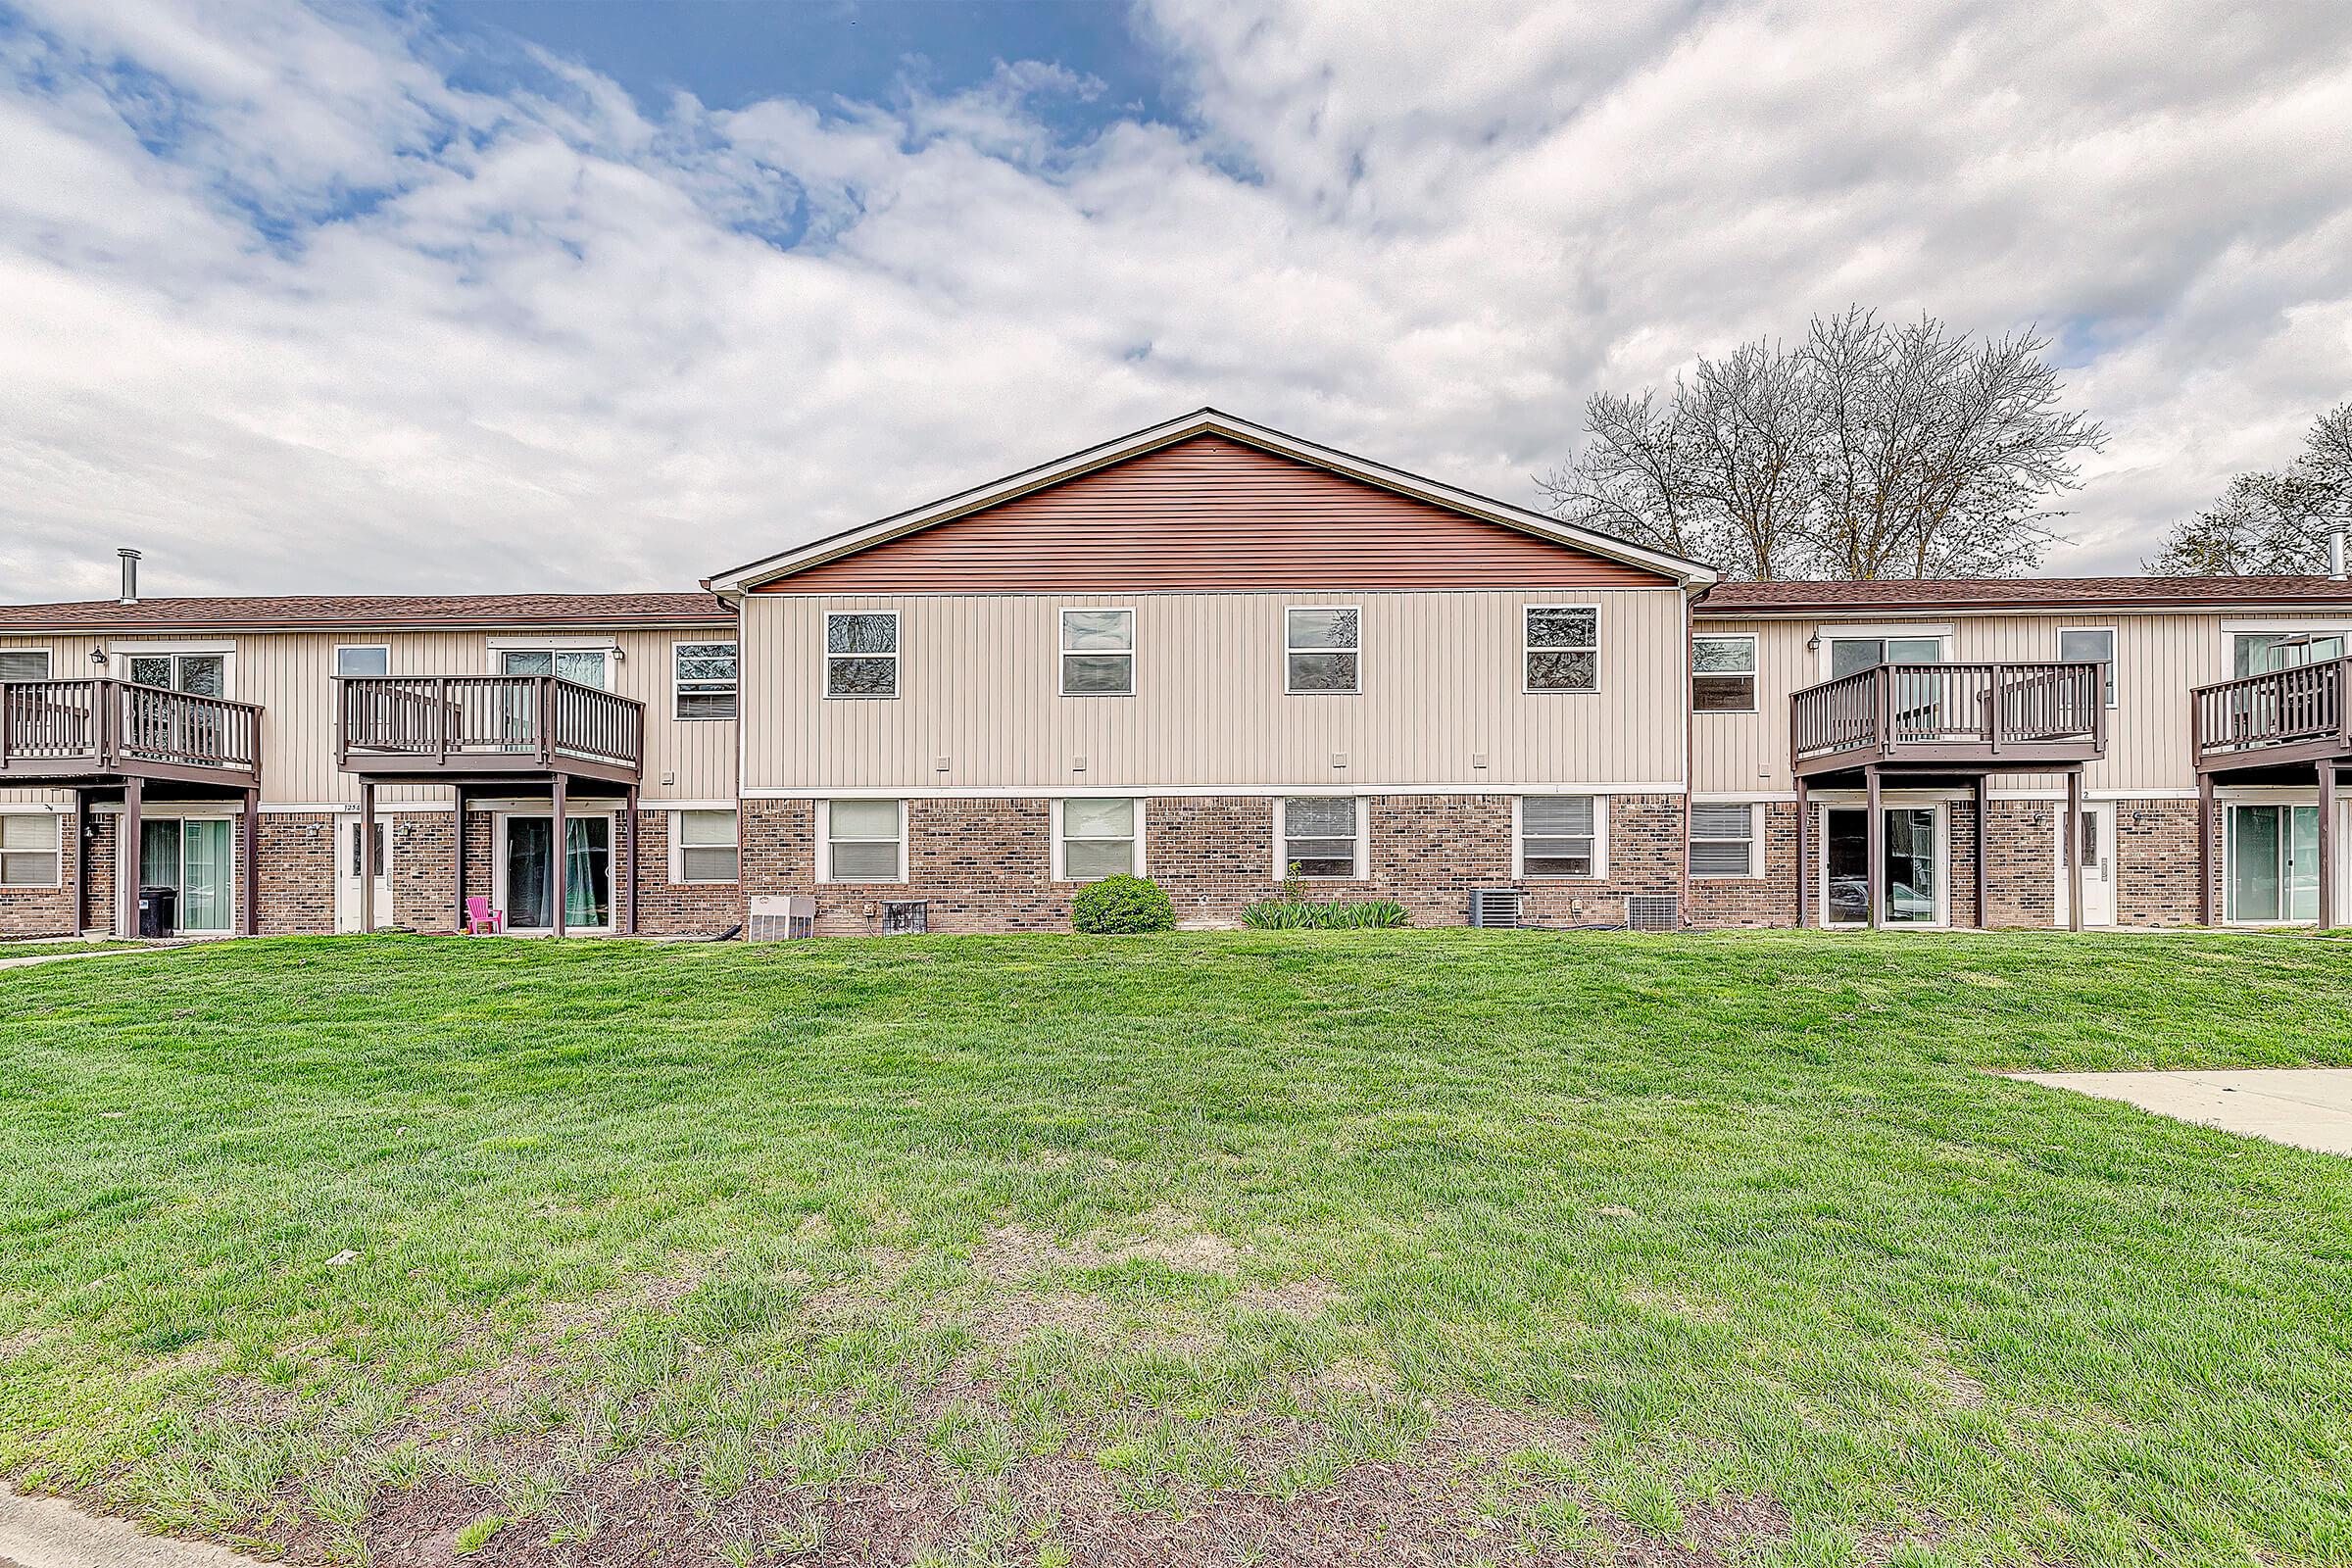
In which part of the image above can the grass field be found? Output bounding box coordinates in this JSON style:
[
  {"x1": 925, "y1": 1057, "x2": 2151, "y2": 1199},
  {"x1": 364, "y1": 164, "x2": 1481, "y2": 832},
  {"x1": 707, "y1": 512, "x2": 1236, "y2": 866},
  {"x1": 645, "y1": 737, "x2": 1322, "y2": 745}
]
[{"x1": 2, "y1": 930, "x2": 2349, "y2": 1567}]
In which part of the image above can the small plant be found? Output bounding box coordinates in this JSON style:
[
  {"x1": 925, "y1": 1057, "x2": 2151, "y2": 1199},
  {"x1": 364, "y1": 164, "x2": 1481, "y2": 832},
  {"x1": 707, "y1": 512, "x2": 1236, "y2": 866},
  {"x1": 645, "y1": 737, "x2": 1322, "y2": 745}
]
[
  {"x1": 1241, "y1": 899, "x2": 1410, "y2": 930},
  {"x1": 454, "y1": 1515, "x2": 507, "y2": 1555},
  {"x1": 1070, "y1": 874, "x2": 1176, "y2": 933}
]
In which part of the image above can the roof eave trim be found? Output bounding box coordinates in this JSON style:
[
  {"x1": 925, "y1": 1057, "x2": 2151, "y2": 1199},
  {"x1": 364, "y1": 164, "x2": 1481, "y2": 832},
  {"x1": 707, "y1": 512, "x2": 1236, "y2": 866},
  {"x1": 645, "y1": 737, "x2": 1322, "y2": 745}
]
[{"x1": 706, "y1": 410, "x2": 1718, "y2": 594}]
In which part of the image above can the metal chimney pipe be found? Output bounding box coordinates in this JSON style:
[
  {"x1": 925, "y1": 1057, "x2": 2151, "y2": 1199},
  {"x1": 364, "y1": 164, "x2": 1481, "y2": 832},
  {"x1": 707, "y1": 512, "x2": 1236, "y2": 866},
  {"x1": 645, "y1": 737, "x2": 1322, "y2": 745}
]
[
  {"x1": 2331, "y1": 525, "x2": 2347, "y2": 582},
  {"x1": 117, "y1": 548, "x2": 141, "y2": 605}
]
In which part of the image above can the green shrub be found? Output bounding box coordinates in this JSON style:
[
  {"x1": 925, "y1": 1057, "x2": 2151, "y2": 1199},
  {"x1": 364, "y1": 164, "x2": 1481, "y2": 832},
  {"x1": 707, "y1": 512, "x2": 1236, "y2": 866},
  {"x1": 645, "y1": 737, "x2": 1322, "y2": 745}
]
[
  {"x1": 1070, "y1": 874, "x2": 1176, "y2": 934},
  {"x1": 1240, "y1": 899, "x2": 1410, "y2": 930}
]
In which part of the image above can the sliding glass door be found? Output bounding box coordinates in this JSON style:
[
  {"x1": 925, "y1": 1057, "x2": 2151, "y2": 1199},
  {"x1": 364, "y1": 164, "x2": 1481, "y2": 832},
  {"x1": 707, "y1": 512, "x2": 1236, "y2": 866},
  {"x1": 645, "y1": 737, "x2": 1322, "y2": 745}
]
[
  {"x1": 1824, "y1": 807, "x2": 1943, "y2": 926},
  {"x1": 501, "y1": 815, "x2": 612, "y2": 931},
  {"x1": 137, "y1": 817, "x2": 233, "y2": 933},
  {"x1": 2228, "y1": 805, "x2": 2319, "y2": 923}
]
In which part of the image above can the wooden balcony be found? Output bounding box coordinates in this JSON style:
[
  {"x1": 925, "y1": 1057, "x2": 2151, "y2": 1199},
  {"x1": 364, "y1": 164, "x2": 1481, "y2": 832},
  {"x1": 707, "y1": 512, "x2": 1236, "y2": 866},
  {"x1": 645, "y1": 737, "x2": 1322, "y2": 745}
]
[
  {"x1": 2193, "y1": 658, "x2": 2352, "y2": 773},
  {"x1": 0, "y1": 678, "x2": 262, "y2": 788},
  {"x1": 337, "y1": 675, "x2": 643, "y2": 785},
  {"x1": 1790, "y1": 661, "x2": 2107, "y2": 777}
]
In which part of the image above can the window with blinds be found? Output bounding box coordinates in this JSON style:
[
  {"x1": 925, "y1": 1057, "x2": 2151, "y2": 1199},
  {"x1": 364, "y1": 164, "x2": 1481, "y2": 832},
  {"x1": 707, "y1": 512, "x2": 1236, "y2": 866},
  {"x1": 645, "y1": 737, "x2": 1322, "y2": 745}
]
[
  {"x1": 674, "y1": 809, "x2": 739, "y2": 883},
  {"x1": 0, "y1": 813, "x2": 61, "y2": 887},
  {"x1": 1280, "y1": 797, "x2": 1359, "y2": 878},
  {"x1": 824, "y1": 800, "x2": 904, "y2": 882},
  {"x1": 0, "y1": 650, "x2": 53, "y2": 682},
  {"x1": 1520, "y1": 796, "x2": 1597, "y2": 877},
  {"x1": 1689, "y1": 804, "x2": 1758, "y2": 878},
  {"x1": 1059, "y1": 798, "x2": 1138, "y2": 880},
  {"x1": 674, "y1": 642, "x2": 738, "y2": 719}
]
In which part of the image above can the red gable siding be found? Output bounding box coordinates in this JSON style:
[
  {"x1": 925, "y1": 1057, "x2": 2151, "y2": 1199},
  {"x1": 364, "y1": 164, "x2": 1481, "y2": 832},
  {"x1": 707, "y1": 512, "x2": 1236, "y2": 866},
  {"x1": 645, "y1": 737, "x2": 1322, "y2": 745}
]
[{"x1": 760, "y1": 436, "x2": 1670, "y2": 593}]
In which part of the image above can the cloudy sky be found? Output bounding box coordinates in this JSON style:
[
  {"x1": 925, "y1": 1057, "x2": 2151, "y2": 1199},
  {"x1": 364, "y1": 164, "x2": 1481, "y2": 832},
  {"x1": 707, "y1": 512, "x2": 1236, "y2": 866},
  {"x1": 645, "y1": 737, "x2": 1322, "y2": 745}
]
[{"x1": 3, "y1": 0, "x2": 2349, "y2": 600}]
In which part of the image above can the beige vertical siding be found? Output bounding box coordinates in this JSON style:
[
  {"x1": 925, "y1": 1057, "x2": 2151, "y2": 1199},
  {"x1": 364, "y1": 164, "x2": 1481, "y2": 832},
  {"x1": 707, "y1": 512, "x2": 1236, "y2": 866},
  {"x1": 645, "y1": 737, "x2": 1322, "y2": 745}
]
[
  {"x1": 740, "y1": 589, "x2": 1689, "y2": 793},
  {"x1": 1691, "y1": 610, "x2": 2236, "y2": 796},
  {"x1": 1, "y1": 627, "x2": 734, "y2": 807}
]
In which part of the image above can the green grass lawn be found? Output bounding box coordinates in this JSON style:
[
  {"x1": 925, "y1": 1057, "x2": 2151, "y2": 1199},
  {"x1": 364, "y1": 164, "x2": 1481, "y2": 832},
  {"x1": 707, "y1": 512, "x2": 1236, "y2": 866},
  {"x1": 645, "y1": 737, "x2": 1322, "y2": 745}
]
[{"x1": 2, "y1": 931, "x2": 2349, "y2": 1567}]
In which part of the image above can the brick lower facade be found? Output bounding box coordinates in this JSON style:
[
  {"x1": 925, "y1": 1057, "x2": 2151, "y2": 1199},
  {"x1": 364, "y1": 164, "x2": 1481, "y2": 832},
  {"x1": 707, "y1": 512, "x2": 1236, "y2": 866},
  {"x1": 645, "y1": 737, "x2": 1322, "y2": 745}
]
[
  {"x1": 741, "y1": 793, "x2": 1687, "y2": 934},
  {"x1": 0, "y1": 788, "x2": 2253, "y2": 943}
]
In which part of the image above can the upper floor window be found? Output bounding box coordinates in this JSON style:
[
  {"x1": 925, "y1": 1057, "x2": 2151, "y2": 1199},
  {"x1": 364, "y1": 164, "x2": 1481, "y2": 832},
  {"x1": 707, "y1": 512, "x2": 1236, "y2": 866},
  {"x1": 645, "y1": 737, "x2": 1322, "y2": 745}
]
[
  {"x1": 674, "y1": 641, "x2": 738, "y2": 719},
  {"x1": 1525, "y1": 607, "x2": 1597, "y2": 692},
  {"x1": 1060, "y1": 610, "x2": 1134, "y2": 696},
  {"x1": 126, "y1": 651, "x2": 226, "y2": 696},
  {"x1": 334, "y1": 645, "x2": 389, "y2": 678},
  {"x1": 1690, "y1": 633, "x2": 1756, "y2": 711},
  {"x1": 2233, "y1": 631, "x2": 2345, "y2": 676},
  {"x1": 2057, "y1": 628, "x2": 2116, "y2": 708},
  {"x1": 1827, "y1": 636, "x2": 1941, "y2": 678},
  {"x1": 0, "y1": 650, "x2": 52, "y2": 682},
  {"x1": 501, "y1": 648, "x2": 609, "y2": 689},
  {"x1": 826, "y1": 612, "x2": 899, "y2": 699},
  {"x1": 1286, "y1": 608, "x2": 1359, "y2": 694}
]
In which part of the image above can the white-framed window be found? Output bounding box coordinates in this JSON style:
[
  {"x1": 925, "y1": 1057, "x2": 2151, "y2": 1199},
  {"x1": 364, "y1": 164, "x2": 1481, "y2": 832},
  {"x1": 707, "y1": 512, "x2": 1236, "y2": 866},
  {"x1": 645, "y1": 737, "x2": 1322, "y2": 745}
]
[
  {"x1": 1277, "y1": 796, "x2": 1364, "y2": 879},
  {"x1": 499, "y1": 648, "x2": 611, "y2": 688},
  {"x1": 1525, "y1": 606, "x2": 1599, "y2": 692},
  {"x1": 673, "y1": 641, "x2": 738, "y2": 720},
  {"x1": 0, "y1": 812, "x2": 62, "y2": 888},
  {"x1": 1689, "y1": 803, "x2": 1760, "y2": 878},
  {"x1": 0, "y1": 650, "x2": 53, "y2": 682},
  {"x1": 2057, "y1": 627, "x2": 2116, "y2": 708},
  {"x1": 826, "y1": 612, "x2": 899, "y2": 699},
  {"x1": 122, "y1": 649, "x2": 229, "y2": 696},
  {"x1": 333, "y1": 645, "x2": 389, "y2": 678},
  {"x1": 1690, "y1": 633, "x2": 1757, "y2": 712},
  {"x1": 670, "y1": 808, "x2": 739, "y2": 883},
  {"x1": 1824, "y1": 633, "x2": 1944, "y2": 679},
  {"x1": 1285, "y1": 607, "x2": 1360, "y2": 694},
  {"x1": 2230, "y1": 630, "x2": 2345, "y2": 677},
  {"x1": 1060, "y1": 609, "x2": 1135, "y2": 697},
  {"x1": 822, "y1": 799, "x2": 905, "y2": 882},
  {"x1": 1517, "y1": 796, "x2": 1602, "y2": 878},
  {"x1": 1055, "y1": 798, "x2": 1141, "y2": 881}
]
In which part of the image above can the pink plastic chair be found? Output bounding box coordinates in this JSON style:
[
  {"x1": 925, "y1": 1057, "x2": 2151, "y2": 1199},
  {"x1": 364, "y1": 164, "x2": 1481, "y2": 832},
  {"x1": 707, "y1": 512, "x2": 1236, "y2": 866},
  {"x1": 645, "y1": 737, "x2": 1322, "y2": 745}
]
[{"x1": 465, "y1": 895, "x2": 505, "y2": 936}]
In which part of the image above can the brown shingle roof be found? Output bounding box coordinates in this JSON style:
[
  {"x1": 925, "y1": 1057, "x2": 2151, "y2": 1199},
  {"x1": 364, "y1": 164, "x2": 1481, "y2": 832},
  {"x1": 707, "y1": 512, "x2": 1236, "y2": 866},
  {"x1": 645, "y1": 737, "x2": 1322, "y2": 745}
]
[
  {"x1": 1696, "y1": 576, "x2": 2352, "y2": 613},
  {"x1": 0, "y1": 592, "x2": 731, "y2": 632}
]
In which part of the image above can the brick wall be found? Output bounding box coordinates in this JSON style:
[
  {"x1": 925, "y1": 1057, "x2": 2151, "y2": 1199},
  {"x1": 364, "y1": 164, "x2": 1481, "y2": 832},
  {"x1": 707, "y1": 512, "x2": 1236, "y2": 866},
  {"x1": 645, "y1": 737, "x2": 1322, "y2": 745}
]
[
  {"x1": 82, "y1": 808, "x2": 114, "y2": 934},
  {"x1": 2116, "y1": 798, "x2": 2205, "y2": 926},
  {"x1": 372, "y1": 805, "x2": 744, "y2": 935},
  {"x1": 0, "y1": 803, "x2": 80, "y2": 938},
  {"x1": 1685, "y1": 802, "x2": 1798, "y2": 929},
  {"x1": 738, "y1": 793, "x2": 1688, "y2": 934},
  {"x1": 257, "y1": 812, "x2": 336, "y2": 935}
]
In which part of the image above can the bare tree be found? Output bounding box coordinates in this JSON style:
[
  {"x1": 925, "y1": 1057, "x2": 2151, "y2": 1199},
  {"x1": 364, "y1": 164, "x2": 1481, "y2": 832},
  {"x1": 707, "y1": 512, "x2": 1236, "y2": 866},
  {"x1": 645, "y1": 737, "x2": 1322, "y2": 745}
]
[
  {"x1": 1542, "y1": 308, "x2": 2105, "y2": 579},
  {"x1": 2148, "y1": 405, "x2": 2352, "y2": 574}
]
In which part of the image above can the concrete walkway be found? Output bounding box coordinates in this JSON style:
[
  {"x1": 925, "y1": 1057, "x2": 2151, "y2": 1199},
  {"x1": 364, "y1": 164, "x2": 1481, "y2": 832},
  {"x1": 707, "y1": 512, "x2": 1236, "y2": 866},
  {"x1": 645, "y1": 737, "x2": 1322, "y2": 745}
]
[
  {"x1": 0, "y1": 1488, "x2": 269, "y2": 1568},
  {"x1": 2014, "y1": 1069, "x2": 2352, "y2": 1156}
]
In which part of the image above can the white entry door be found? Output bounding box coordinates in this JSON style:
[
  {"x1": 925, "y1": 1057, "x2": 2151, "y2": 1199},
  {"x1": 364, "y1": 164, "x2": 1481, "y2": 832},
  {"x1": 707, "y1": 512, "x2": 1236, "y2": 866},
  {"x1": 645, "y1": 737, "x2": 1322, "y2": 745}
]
[
  {"x1": 2056, "y1": 803, "x2": 2116, "y2": 927},
  {"x1": 337, "y1": 816, "x2": 393, "y2": 932}
]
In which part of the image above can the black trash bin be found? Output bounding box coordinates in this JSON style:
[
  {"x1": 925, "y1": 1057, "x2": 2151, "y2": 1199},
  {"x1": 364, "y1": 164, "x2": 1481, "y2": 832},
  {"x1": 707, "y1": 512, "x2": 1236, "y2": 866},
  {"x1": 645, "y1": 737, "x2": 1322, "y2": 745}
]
[{"x1": 138, "y1": 885, "x2": 177, "y2": 938}]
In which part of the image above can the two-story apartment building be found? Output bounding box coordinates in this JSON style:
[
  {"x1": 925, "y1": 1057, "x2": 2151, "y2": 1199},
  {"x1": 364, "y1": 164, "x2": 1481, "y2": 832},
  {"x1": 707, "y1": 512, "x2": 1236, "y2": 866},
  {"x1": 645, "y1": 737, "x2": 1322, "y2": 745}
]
[{"x1": 4, "y1": 411, "x2": 2350, "y2": 939}]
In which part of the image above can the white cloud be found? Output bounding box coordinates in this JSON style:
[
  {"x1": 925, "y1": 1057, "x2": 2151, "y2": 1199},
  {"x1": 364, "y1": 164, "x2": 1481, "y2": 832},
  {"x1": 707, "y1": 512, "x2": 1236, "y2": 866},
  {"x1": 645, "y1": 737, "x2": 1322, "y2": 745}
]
[{"x1": 1, "y1": 0, "x2": 2348, "y2": 599}]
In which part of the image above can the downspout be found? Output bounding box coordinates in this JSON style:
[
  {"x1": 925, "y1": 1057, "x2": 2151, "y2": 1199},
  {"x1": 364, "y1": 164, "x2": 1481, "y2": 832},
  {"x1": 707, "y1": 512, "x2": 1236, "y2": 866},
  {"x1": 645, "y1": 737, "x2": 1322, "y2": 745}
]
[{"x1": 1681, "y1": 586, "x2": 1695, "y2": 927}]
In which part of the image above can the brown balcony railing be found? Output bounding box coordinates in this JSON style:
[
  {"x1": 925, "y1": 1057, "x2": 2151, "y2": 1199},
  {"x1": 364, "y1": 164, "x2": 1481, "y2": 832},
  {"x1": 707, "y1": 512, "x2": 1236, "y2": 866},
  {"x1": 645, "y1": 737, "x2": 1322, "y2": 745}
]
[
  {"x1": 337, "y1": 675, "x2": 643, "y2": 777},
  {"x1": 1790, "y1": 661, "x2": 2107, "y2": 772},
  {"x1": 0, "y1": 678, "x2": 262, "y2": 782},
  {"x1": 2193, "y1": 658, "x2": 2351, "y2": 769}
]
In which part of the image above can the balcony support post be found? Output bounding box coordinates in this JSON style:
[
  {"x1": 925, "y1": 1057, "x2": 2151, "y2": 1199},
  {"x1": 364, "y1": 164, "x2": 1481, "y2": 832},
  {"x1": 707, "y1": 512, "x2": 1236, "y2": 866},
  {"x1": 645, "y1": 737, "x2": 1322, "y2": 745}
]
[
  {"x1": 241, "y1": 788, "x2": 259, "y2": 937},
  {"x1": 1974, "y1": 774, "x2": 1990, "y2": 929},
  {"x1": 551, "y1": 771, "x2": 567, "y2": 939},
  {"x1": 2323, "y1": 764, "x2": 2338, "y2": 933},
  {"x1": 358, "y1": 779, "x2": 376, "y2": 935},
  {"x1": 1794, "y1": 777, "x2": 1810, "y2": 929},
  {"x1": 2065, "y1": 765, "x2": 2084, "y2": 933},
  {"x1": 621, "y1": 784, "x2": 639, "y2": 936},
  {"x1": 453, "y1": 783, "x2": 466, "y2": 935},
  {"x1": 117, "y1": 775, "x2": 141, "y2": 940},
  {"x1": 1865, "y1": 765, "x2": 1885, "y2": 931},
  {"x1": 2198, "y1": 771, "x2": 2216, "y2": 925}
]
